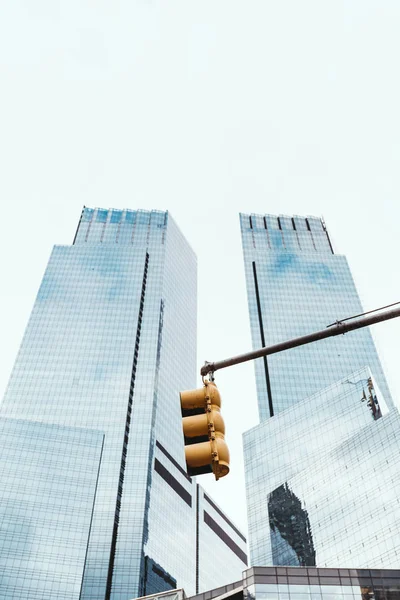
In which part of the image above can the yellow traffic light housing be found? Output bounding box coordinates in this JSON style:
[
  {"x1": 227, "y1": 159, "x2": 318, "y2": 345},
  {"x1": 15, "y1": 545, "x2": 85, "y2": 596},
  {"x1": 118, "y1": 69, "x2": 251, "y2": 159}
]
[{"x1": 180, "y1": 380, "x2": 229, "y2": 481}]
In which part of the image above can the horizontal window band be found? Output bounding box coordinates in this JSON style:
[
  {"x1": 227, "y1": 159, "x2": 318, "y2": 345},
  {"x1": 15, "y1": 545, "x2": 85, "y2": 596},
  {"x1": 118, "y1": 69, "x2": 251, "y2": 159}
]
[
  {"x1": 156, "y1": 440, "x2": 192, "y2": 482},
  {"x1": 204, "y1": 511, "x2": 247, "y2": 564},
  {"x1": 154, "y1": 458, "x2": 192, "y2": 507},
  {"x1": 203, "y1": 493, "x2": 246, "y2": 542}
]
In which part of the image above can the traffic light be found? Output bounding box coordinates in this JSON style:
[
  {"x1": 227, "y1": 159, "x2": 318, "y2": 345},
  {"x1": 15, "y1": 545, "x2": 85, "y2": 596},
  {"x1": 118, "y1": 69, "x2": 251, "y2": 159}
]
[{"x1": 180, "y1": 380, "x2": 229, "y2": 481}]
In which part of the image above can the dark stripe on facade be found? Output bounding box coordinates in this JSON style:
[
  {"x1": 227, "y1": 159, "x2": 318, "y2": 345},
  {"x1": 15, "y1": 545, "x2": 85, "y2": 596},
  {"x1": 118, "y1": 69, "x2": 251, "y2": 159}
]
[
  {"x1": 139, "y1": 299, "x2": 166, "y2": 598},
  {"x1": 80, "y1": 435, "x2": 105, "y2": 600},
  {"x1": 105, "y1": 253, "x2": 149, "y2": 599},
  {"x1": 252, "y1": 261, "x2": 274, "y2": 418},
  {"x1": 203, "y1": 512, "x2": 247, "y2": 565},
  {"x1": 156, "y1": 440, "x2": 192, "y2": 482},
  {"x1": 203, "y1": 493, "x2": 246, "y2": 543},
  {"x1": 73, "y1": 205, "x2": 85, "y2": 245},
  {"x1": 154, "y1": 459, "x2": 192, "y2": 507},
  {"x1": 195, "y1": 484, "x2": 200, "y2": 594},
  {"x1": 322, "y1": 220, "x2": 335, "y2": 254}
]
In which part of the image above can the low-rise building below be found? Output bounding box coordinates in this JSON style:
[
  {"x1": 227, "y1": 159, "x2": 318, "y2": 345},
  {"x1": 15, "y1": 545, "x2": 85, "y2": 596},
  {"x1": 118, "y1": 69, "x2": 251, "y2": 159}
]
[{"x1": 134, "y1": 567, "x2": 400, "y2": 600}]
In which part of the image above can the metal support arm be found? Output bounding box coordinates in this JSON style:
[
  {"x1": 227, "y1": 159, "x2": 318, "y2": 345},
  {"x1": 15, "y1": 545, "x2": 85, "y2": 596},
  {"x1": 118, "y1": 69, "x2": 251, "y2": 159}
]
[{"x1": 200, "y1": 305, "x2": 400, "y2": 377}]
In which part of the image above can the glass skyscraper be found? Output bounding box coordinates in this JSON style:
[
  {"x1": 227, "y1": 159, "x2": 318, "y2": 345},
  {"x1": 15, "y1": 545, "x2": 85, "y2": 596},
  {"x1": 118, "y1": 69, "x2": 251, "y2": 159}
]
[
  {"x1": 240, "y1": 213, "x2": 393, "y2": 421},
  {"x1": 240, "y1": 213, "x2": 400, "y2": 569},
  {"x1": 0, "y1": 208, "x2": 247, "y2": 600}
]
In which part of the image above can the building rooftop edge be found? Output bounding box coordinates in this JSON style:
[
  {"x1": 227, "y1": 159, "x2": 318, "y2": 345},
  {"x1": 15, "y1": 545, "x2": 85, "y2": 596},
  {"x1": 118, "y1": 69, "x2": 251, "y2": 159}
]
[{"x1": 239, "y1": 212, "x2": 322, "y2": 220}]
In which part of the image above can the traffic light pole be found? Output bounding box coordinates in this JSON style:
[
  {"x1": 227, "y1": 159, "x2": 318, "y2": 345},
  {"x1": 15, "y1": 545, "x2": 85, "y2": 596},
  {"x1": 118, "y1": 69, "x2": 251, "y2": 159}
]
[{"x1": 200, "y1": 304, "x2": 400, "y2": 377}]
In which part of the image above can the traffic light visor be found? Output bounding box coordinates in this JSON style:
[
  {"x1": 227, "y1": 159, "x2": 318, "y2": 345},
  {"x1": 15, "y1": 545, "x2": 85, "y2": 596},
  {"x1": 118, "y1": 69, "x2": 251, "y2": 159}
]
[
  {"x1": 185, "y1": 437, "x2": 230, "y2": 479},
  {"x1": 180, "y1": 383, "x2": 221, "y2": 413}
]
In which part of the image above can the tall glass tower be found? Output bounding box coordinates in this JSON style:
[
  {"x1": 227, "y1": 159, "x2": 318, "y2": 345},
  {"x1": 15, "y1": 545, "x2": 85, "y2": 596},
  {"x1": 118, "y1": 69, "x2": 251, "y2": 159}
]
[
  {"x1": 0, "y1": 208, "x2": 247, "y2": 600},
  {"x1": 240, "y1": 213, "x2": 399, "y2": 569},
  {"x1": 240, "y1": 212, "x2": 393, "y2": 421}
]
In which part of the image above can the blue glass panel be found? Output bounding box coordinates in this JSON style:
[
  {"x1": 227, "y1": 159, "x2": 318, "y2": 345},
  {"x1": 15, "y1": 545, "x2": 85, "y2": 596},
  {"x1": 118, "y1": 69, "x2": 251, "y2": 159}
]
[
  {"x1": 110, "y1": 210, "x2": 122, "y2": 223},
  {"x1": 96, "y1": 209, "x2": 108, "y2": 222},
  {"x1": 125, "y1": 210, "x2": 137, "y2": 223},
  {"x1": 82, "y1": 207, "x2": 94, "y2": 222}
]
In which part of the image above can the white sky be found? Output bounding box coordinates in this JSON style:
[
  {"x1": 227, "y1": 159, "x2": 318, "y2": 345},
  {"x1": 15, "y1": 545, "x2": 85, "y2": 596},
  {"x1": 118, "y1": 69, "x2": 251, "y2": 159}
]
[{"x1": 1, "y1": 0, "x2": 400, "y2": 536}]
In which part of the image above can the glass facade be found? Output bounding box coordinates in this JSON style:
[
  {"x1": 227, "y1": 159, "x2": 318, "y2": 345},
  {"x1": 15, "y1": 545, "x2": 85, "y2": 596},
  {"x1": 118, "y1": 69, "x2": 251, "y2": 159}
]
[
  {"x1": 197, "y1": 486, "x2": 247, "y2": 593},
  {"x1": 240, "y1": 213, "x2": 393, "y2": 421},
  {"x1": 244, "y1": 368, "x2": 400, "y2": 567},
  {"x1": 0, "y1": 418, "x2": 104, "y2": 600},
  {"x1": 268, "y1": 410, "x2": 400, "y2": 569},
  {"x1": 241, "y1": 213, "x2": 399, "y2": 569},
  {"x1": 0, "y1": 208, "x2": 246, "y2": 599}
]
